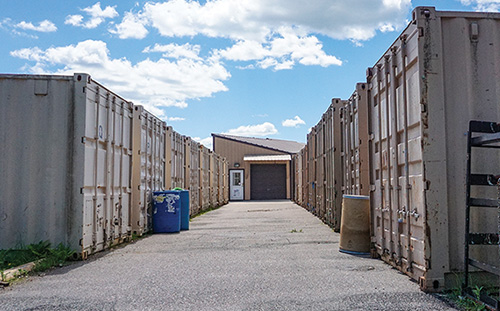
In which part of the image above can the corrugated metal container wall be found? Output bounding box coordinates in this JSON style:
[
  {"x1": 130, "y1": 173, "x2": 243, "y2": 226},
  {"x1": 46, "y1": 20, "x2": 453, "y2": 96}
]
[
  {"x1": 339, "y1": 83, "x2": 370, "y2": 196},
  {"x1": 323, "y1": 102, "x2": 336, "y2": 228},
  {"x1": 217, "y1": 156, "x2": 225, "y2": 205},
  {"x1": 210, "y1": 153, "x2": 219, "y2": 206},
  {"x1": 367, "y1": 7, "x2": 500, "y2": 291},
  {"x1": 315, "y1": 119, "x2": 326, "y2": 220},
  {"x1": 168, "y1": 129, "x2": 186, "y2": 189},
  {"x1": 301, "y1": 147, "x2": 308, "y2": 209},
  {"x1": 0, "y1": 73, "x2": 133, "y2": 257},
  {"x1": 307, "y1": 130, "x2": 316, "y2": 213},
  {"x1": 293, "y1": 153, "x2": 303, "y2": 205},
  {"x1": 131, "y1": 106, "x2": 166, "y2": 235},
  {"x1": 200, "y1": 145, "x2": 211, "y2": 210},
  {"x1": 223, "y1": 159, "x2": 229, "y2": 204},
  {"x1": 186, "y1": 138, "x2": 201, "y2": 216},
  {"x1": 332, "y1": 99, "x2": 344, "y2": 231}
]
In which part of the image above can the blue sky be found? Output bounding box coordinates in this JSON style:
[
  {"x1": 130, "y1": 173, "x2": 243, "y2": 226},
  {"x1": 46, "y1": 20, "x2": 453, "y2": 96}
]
[{"x1": 1, "y1": 0, "x2": 498, "y2": 148}]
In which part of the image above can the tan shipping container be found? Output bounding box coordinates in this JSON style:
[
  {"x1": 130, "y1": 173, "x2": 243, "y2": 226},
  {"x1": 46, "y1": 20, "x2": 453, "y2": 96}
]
[
  {"x1": 185, "y1": 137, "x2": 201, "y2": 216},
  {"x1": 0, "y1": 73, "x2": 133, "y2": 257},
  {"x1": 200, "y1": 145, "x2": 211, "y2": 210},
  {"x1": 165, "y1": 127, "x2": 186, "y2": 189},
  {"x1": 339, "y1": 84, "x2": 370, "y2": 197},
  {"x1": 323, "y1": 101, "x2": 336, "y2": 229},
  {"x1": 367, "y1": 7, "x2": 500, "y2": 291},
  {"x1": 131, "y1": 106, "x2": 166, "y2": 235},
  {"x1": 210, "y1": 152, "x2": 218, "y2": 206},
  {"x1": 222, "y1": 159, "x2": 229, "y2": 204}
]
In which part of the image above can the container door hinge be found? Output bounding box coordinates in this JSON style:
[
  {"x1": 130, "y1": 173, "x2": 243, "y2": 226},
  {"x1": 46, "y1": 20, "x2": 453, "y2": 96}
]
[
  {"x1": 424, "y1": 180, "x2": 431, "y2": 190},
  {"x1": 418, "y1": 27, "x2": 424, "y2": 37},
  {"x1": 82, "y1": 137, "x2": 86, "y2": 144}
]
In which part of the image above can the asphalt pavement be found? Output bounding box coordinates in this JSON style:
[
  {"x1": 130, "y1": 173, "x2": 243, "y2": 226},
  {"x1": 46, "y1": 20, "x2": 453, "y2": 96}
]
[{"x1": 0, "y1": 200, "x2": 457, "y2": 310}]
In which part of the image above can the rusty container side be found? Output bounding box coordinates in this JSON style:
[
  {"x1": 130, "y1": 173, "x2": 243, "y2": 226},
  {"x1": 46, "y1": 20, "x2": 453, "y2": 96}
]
[
  {"x1": 0, "y1": 73, "x2": 133, "y2": 257},
  {"x1": 368, "y1": 7, "x2": 500, "y2": 291},
  {"x1": 131, "y1": 106, "x2": 166, "y2": 235}
]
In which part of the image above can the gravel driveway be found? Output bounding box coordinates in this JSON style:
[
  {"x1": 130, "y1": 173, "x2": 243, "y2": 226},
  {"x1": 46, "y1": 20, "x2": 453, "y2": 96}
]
[{"x1": 0, "y1": 200, "x2": 456, "y2": 310}]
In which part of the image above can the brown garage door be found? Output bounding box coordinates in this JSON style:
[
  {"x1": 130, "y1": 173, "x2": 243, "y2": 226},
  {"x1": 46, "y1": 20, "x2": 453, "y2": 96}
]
[{"x1": 250, "y1": 164, "x2": 286, "y2": 200}]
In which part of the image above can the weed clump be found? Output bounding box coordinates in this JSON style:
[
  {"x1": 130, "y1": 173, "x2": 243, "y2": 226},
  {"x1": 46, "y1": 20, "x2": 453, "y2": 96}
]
[{"x1": 0, "y1": 241, "x2": 74, "y2": 274}]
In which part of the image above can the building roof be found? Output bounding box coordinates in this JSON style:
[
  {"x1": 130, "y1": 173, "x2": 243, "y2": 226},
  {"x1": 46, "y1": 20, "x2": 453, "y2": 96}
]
[
  {"x1": 243, "y1": 155, "x2": 292, "y2": 162},
  {"x1": 212, "y1": 133, "x2": 305, "y2": 154}
]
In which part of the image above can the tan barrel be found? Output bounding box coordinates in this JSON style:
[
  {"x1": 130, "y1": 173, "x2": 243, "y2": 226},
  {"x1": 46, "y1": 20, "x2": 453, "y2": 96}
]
[{"x1": 339, "y1": 195, "x2": 370, "y2": 254}]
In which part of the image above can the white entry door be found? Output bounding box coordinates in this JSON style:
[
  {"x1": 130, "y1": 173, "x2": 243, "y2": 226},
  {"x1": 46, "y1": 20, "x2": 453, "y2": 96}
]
[{"x1": 230, "y1": 169, "x2": 244, "y2": 200}]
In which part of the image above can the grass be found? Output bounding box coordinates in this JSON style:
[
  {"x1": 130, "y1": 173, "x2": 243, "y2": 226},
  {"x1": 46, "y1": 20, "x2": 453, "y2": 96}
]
[
  {"x1": 445, "y1": 284, "x2": 496, "y2": 311},
  {"x1": 290, "y1": 228, "x2": 303, "y2": 233},
  {"x1": 0, "y1": 241, "x2": 75, "y2": 276}
]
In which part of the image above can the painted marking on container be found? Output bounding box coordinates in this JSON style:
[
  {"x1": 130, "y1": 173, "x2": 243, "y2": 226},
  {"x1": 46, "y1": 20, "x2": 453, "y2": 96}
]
[{"x1": 98, "y1": 125, "x2": 103, "y2": 139}]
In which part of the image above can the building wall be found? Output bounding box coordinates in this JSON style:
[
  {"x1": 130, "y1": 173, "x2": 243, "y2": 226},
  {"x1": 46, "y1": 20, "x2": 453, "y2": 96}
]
[{"x1": 213, "y1": 136, "x2": 291, "y2": 200}]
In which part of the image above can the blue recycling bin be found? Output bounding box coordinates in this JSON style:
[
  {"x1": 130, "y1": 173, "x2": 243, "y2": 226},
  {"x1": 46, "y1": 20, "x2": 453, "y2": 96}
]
[
  {"x1": 179, "y1": 190, "x2": 190, "y2": 230},
  {"x1": 152, "y1": 190, "x2": 181, "y2": 233}
]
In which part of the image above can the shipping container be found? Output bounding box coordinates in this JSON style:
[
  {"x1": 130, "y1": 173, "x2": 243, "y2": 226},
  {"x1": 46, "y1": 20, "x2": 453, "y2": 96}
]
[
  {"x1": 367, "y1": 7, "x2": 500, "y2": 291},
  {"x1": 185, "y1": 137, "x2": 200, "y2": 216},
  {"x1": 323, "y1": 101, "x2": 336, "y2": 229},
  {"x1": 339, "y1": 84, "x2": 370, "y2": 197},
  {"x1": 0, "y1": 73, "x2": 133, "y2": 257},
  {"x1": 306, "y1": 130, "x2": 316, "y2": 214},
  {"x1": 315, "y1": 118, "x2": 326, "y2": 220},
  {"x1": 210, "y1": 152, "x2": 218, "y2": 206},
  {"x1": 200, "y1": 145, "x2": 211, "y2": 210},
  {"x1": 222, "y1": 159, "x2": 229, "y2": 204},
  {"x1": 165, "y1": 127, "x2": 186, "y2": 189},
  {"x1": 131, "y1": 106, "x2": 166, "y2": 235}
]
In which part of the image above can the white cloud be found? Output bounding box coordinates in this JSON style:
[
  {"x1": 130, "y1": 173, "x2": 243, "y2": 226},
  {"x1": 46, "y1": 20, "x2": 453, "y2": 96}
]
[
  {"x1": 15, "y1": 20, "x2": 57, "y2": 32},
  {"x1": 193, "y1": 136, "x2": 213, "y2": 149},
  {"x1": 168, "y1": 117, "x2": 185, "y2": 121},
  {"x1": 109, "y1": 0, "x2": 410, "y2": 70},
  {"x1": 223, "y1": 122, "x2": 278, "y2": 137},
  {"x1": 109, "y1": 11, "x2": 148, "y2": 39},
  {"x1": 137, "y1": 0, "x2": 410, "y2": 42},
  {"x1": 282, "y1": 116, "x2": 305, "y2": 128},
  {"x1": 460, "y1": 0, "x2": 500, "y2": 11},
  {"x1": 143, "y1": 43, "x2": 201, "y2": 60},
  {"x1": 10, "y1": 40, "x2": 230, "y2": 112},
  {"x1": 216, "y1": 29, "x2": 342, "y2": 70},
  {"x1": 65, "y1": 2, "x2": 118, "y2": 29}
]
